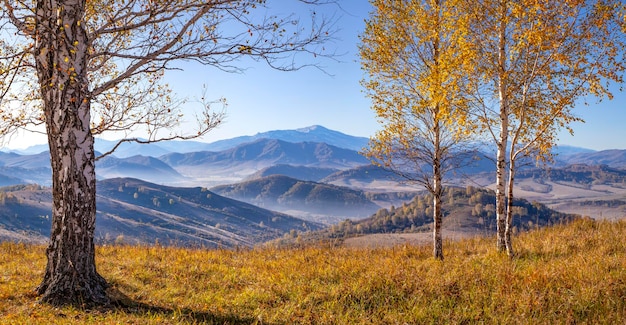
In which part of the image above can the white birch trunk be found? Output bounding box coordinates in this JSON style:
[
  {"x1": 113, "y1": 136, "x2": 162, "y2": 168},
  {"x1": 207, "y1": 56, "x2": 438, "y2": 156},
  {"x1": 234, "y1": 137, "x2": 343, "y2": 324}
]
[
  {"x1": 505, "y1": 156, "x2": 516, "y2": 256},
  {"x1": 34, "y1": 0, "x2": 109, "y2": 306},
  {"x1": 495, "y1": 0, "x2": 509, "y2": 252}
]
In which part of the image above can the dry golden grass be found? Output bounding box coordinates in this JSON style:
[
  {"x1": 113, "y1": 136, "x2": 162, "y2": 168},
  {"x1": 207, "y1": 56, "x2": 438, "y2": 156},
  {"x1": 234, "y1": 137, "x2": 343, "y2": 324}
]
[{"x1": 1, "y1": 218, "x2": 625, "y2": 324}]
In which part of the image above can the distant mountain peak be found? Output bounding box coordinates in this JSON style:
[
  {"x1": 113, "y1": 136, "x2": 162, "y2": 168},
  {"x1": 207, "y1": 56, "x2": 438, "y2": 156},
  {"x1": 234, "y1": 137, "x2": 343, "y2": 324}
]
[
  {"x1": 296, "y1": 125, "x2": 325, "y2": 133},
  {"x1": 205, "y1": 125, "x2": 369, "y2": 152}
]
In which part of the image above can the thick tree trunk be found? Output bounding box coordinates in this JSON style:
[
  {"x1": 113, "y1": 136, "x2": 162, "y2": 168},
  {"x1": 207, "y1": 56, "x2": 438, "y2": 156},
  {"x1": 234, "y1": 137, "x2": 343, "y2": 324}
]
[
  {"x1": 34, "y1": 0, "x2": 109, "y2": 306},
  {"x1": 495, "y1": 0, "x2": 508, "y2": 252}
]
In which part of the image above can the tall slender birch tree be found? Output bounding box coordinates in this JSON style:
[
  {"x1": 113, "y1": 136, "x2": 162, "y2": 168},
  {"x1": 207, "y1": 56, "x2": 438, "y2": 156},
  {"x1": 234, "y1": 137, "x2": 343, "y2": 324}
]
[
  {"x1": 360, "y1": 0, "x2": 475, "y2": 260},
  {"x1": 470, "y1": 0, "x2": 626, "y2": 256},
  {"x1": 0, "y1": 0, "x2": 334, "y2": 306}
]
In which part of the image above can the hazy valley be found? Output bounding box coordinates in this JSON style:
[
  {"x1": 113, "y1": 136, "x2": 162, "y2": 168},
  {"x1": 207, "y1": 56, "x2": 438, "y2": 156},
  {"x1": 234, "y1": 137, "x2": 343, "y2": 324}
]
[{"x1": 1, "y1": 125, "x2": 625, "y2": 246}]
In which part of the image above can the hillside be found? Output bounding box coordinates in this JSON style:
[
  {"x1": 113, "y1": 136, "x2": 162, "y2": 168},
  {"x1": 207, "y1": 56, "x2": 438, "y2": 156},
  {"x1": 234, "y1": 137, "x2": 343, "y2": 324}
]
[
  {"x1": 320, "y1": 164, "x2": 405, "y2": 191},
  {"x1": 244, "y1": 164, "x2": 339, "y2": 182},
  {"x1": 211, "y1": 175, "x2": 382, "y2": 223},
  {"x1": 321, "y1": 164, "x2": 400, "y2": 183},
  {"x1": 0, "y1": 152, "x2": 187, "y2": 186},
  {"x1": 96, "y1": 155, "x2": 186, "y2": 184},
  {"x1": 1, "y1": 219, "x2": 625, "y2": 323},
  {"x1": 495, "y1": 164, "x2": 626, "y2": 220},
  {"x1": 557, "y1": 149, "x2": 626, "y2": 168},
  {"x1": 0, "y1": 172, "x2": 27, "y2": 187},
  {"x1": 0, "y1": 152, "x2": 52, "y2": 185},
  {"x1": 0, "y1": 179, "x2": 321, "y2": 247},
  {"x1": 282, "y1": 186, "x2": 580, "y2": 246},
  {"x1": 0, "y1": 151, "x2": 50, "y2": 169},
  {"x1": 516, "y1": 163, "x2": 626, "y2": 185}
]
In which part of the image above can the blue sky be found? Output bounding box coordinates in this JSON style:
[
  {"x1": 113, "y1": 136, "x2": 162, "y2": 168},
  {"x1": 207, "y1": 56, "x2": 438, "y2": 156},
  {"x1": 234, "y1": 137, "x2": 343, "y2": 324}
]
[
  {"x1": 4, "y1": 2, "x2": 625, "y2": 151},
  {"x1": 169, "y1": 1, "x2": 626, "y2": 151},
  {"x1": 166, "y1": 2, "x2": 378, "y2": 144}
]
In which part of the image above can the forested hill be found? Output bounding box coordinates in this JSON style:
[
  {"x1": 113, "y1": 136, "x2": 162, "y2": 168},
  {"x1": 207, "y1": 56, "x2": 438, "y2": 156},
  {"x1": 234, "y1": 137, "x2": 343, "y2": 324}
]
[
  {"x1": 282, "y1": 186, "x2": 580, "y2": 245},
  {"x1": 517, "y1": 164, "x2": 626, "y2": 185}
]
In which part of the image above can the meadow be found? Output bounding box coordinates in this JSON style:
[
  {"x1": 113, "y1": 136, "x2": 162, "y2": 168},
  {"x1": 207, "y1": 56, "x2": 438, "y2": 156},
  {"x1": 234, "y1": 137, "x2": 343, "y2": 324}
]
[{"x1": 1, "y1": 218, "x2": 625, "y2": 324}]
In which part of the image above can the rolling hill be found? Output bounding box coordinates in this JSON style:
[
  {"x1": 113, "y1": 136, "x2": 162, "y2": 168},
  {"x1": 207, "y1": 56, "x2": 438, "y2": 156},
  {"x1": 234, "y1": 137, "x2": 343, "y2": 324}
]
[
  {"x1": 244, "y1": 164, "x2": 339, "y2": 182},
  {"x1": 277, "y1": 186, "x2": 580, "y2": 247},
  {"x1": 211, "y1": 175, "x2": 383, "y2": 223},
  {"x1": 0, "y1": 173, "x2": 24, "y2": 187},
  {"x1": 556, "y1": 149, "x2": 626, "y2": 169},
  {"x1": 0, "y1": 151, "x2": 50, "y2": 169},
  {"x1": 0, "y1": 151, "x2": 52, "y2": 185},
  {"x1": 0, "y1": 152, "x2": 190, "y2": 186},
  {"x1": 321, "y1": 164, "x2": 403, "y2": 190},
  {"x1": 516, "y1": 163, "x2": 626, "y2": 184},
  {"x1": 0, "y1": 179, "x2": 321, "y2": 247},
  {"x1": 96, "y1": 155, "x2": 186, "y2": 184}
]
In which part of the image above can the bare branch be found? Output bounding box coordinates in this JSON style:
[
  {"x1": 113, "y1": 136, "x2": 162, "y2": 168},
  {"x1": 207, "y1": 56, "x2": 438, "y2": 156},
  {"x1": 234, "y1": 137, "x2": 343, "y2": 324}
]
[
  {"x1": 94, "y1": 85, "x2": 226, "y2": 160},
  {"x1": 2, "y1": 0, "x2": 337, "y2": 154},
  {"x1": 2, "y1": 0, "x2": 35, "y2": 36}
]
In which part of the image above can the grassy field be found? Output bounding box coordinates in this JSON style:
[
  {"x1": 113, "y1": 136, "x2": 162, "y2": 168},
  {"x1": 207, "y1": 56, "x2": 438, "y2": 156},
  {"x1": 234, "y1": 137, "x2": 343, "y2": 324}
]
[{"x1": 1, "y1": 219, "x2": 625, "y2": 324}]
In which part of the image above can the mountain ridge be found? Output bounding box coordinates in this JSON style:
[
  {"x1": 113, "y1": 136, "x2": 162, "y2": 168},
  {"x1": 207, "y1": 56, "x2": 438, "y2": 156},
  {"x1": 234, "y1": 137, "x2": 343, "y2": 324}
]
[
  {"x1": 0, "y1": 178, "x2": 321, "y2": 246},
  {"x1": 3, "y1": 125, "x2": 370, "y2": 156},
  {"x1": 200, "y1": 125, "x2": 370, "y2": 152},
  {"x1": 159, "y1": 138, "x2": 370, "y2": 185},
  {"x1": 211, "y1": 174, "x2": 384, "y2": 223}
]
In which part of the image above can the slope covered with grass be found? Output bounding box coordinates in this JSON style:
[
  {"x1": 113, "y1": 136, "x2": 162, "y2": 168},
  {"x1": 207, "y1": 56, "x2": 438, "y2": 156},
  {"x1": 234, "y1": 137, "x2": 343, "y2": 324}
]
[{"x1": 1, "y1": 219, "x2": 625, "y2": 324}]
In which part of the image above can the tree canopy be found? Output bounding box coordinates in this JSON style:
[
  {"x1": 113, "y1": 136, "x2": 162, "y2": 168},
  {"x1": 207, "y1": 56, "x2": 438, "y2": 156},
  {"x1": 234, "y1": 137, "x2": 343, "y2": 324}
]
[
  {"x1": 360, "y1": 0, "x2": 477, "y2": 259},
  {"x1": 469, "y1": 0, "x2": 626, "y2": 255},
  {"x1": 0, "y1": 0, "x2": 336, "y2": 306}
]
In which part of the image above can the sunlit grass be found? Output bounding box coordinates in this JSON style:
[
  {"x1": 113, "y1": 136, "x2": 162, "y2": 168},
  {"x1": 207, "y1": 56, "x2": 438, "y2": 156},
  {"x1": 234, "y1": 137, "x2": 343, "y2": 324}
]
[{"x1": 0, "y1": 218, "x2": 625, "y2": 324}]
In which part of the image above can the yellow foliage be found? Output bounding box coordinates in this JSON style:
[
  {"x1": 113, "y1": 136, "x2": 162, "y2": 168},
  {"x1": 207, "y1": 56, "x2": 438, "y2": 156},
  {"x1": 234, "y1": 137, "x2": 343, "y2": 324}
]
[
  {"x1": 473, "y1": 0, "x2": 626, "y2": 159},
  {"x1": 360, "y1": 0, "x2": 478, "y2": 169}
]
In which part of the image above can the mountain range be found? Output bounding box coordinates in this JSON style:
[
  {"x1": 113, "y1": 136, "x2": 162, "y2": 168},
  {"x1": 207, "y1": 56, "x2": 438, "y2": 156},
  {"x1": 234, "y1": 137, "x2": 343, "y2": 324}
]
[
  {"x1": 198, "y1": 125, "x2": 370, "y2": 152},
  {"x1": 7, "y1": 125, "x2": 369, "y2": 157},
  {"x1": 0, "y1": 125, "x2": 625, "y2": 247},
  {"x1": 159, "y1": 138, "x2": 369, "y2": 180}
]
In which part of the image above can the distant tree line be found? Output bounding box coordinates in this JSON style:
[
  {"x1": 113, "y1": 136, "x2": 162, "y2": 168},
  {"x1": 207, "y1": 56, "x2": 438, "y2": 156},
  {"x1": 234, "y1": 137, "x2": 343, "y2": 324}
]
[{"x1": 290, "y1": 186, "x2": 579, "y2": 243}]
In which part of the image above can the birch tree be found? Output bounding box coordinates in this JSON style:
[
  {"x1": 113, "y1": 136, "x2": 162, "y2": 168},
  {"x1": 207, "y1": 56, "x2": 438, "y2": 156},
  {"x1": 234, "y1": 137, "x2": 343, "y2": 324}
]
[
  {"x1": 360, "y1": 0, "x2": 475, "y2": 260},
  {"x1": 0, "y1": 0, "x2": 334, "y2": 306},
  {"x1": 470, "y1": 0, "x2": 626, "y2": 256}
]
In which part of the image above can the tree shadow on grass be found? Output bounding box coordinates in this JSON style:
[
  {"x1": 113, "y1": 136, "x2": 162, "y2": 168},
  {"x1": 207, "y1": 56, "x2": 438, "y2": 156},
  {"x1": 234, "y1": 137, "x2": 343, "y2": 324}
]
[{"x1": 105, "y1": 287, "x2": 277, "y2": 325}]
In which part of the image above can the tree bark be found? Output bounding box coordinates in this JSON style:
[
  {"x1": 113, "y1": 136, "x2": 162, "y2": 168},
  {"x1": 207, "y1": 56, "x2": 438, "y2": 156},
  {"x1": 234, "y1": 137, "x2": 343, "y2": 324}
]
[
  {"x1": 34, "y1": 0, "x2": 109, "y2": 306},
  {"x1": 495, "y1": 140, "x2": 507, "y2": 252},
  {"x1": 432, "y1": 168, "x2": 444, "y2": 260},
  {"x1": 432, "y1": 121, "x2": 444, "y2": 260},
  {"x1": 495, "y1": 0, "x2": 508, "y2": 252},
  {"x1": 505, "y1": 157, "x2": 516, "y2": 257}
]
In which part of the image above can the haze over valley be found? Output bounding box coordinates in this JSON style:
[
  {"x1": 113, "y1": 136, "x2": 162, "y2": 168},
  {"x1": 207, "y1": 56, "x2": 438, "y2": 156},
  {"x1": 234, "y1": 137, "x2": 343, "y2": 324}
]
[{"x1": 1, "y1": 125, "x2": 625, "y2": 246}]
